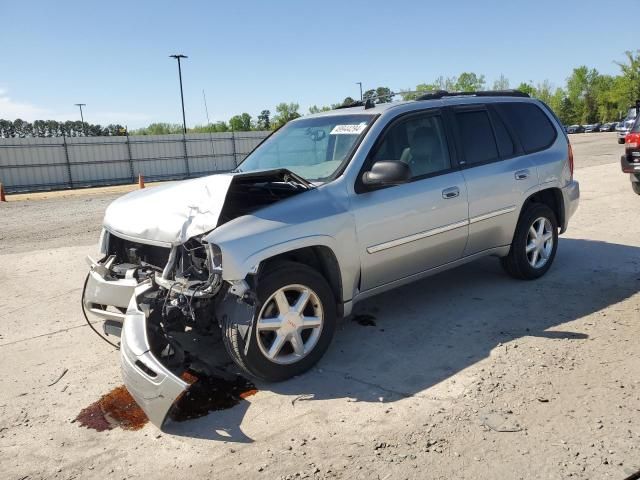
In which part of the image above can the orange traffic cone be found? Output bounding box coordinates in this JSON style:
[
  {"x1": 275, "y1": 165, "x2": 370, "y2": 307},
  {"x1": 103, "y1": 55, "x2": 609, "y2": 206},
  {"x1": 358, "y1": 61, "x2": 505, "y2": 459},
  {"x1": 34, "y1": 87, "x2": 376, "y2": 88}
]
[
  {"x1": 138, "y1": 174, "x2": 145, "y2": 189},
  {"x1": 0, "y1": 182, "x2": 6, "y2": 202}
]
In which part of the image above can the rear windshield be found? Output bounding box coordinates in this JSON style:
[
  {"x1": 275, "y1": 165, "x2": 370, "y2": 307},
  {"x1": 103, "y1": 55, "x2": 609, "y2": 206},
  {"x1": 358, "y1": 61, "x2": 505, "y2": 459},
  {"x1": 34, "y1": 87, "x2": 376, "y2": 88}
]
[
  {"x1": 496, "y1": 103, "x2": 557, "y2": 153},
  {"x1": 632, "y1": 116, "x2": 640, "y2": 133}
]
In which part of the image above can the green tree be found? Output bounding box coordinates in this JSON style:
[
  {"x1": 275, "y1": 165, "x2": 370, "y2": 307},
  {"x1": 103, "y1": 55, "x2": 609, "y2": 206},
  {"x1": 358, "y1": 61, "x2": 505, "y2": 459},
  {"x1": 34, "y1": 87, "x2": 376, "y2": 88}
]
[
  {"x1": 257, "y1": 110, "x2": 271, "y2": 130},
  {"x1": 134, "y1": 123, "x2": 183, "y2": 135},
  {"x1": 455, "y1": 72, "x2": 485, "y2": 91},
  {"x1": 0, "y1": 119, "x2": 13, "y2": 137},
  {"x1": 363, "y1": 87, "x2": 392, "y2": 104},
  {"x1": 614, "y1": 50, "x2": 640, "y2": 108},
  {"x1": 534, "y1": 79, "x2": 554, "y2": 105},
  {"x1": 229, "y1": 113, "x2": 252, "y2": 131},
  {"x1": 492, "y1": 74, "x2": 510, "y2": 90},
  {"x1": 566, "y1": 66, "x2": 600, "y2": 124},
  {"x1": 401, "y1": 83, "x2": 440, "y2": 100},
  {"x1": 273, "y1": 102, "x2": 301, "y2": 129},
  {"x1": 434, "y1": 75, "x2": 458, "y2": 90},
  {"x1": 309, "y1": 105, "x2": 331, "y2": 114},
  {"x1": 12, "y1": 119, "x2": 29, "y2": 137},
  {"x1": 516, "y1": 82, "x2": 536, "y2": 97}
]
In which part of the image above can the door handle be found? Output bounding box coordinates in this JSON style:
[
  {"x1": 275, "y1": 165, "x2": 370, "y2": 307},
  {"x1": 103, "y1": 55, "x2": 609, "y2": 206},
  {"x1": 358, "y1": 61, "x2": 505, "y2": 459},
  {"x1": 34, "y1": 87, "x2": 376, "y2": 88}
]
[
  {"x1": 442, "y1": 186, "x2": 460, "y2": 199},
  {"x1": 515, "y1": 169, "x2": 530, "y2": 180}
]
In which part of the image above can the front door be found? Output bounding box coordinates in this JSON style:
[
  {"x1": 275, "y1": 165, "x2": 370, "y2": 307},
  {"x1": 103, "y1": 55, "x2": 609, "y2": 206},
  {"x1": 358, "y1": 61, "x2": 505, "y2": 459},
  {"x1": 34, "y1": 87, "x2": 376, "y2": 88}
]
[{"x1": 350, "y1": 111, "x2": 469, "y2": 291}]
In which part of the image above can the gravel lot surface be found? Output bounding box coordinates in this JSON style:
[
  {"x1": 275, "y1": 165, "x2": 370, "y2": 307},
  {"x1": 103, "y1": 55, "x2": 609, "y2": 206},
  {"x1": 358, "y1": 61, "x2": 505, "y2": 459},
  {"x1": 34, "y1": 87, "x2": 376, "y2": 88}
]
[{"x1": 0, "y1": 132, "x2": 638, "y2": 479}]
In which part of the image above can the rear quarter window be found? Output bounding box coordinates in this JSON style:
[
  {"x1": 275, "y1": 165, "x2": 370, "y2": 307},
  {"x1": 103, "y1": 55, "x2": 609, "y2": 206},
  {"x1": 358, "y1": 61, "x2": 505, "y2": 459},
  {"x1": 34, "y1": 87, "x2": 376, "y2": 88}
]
[{"x1": 496, "y1": 102, "x2": 557, "y2": 153}]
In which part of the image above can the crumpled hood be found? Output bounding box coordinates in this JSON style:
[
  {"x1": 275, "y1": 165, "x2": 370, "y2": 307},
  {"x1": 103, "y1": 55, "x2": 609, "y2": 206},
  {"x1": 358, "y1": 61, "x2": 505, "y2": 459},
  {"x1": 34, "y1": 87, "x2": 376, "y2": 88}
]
[{"x1": 104, "y1": 174, "x2": 234, "y2": 245}]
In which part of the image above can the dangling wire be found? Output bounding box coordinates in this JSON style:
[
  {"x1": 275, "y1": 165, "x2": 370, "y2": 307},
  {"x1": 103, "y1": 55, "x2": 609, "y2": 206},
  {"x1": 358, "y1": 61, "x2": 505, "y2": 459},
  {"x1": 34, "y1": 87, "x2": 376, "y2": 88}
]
[{"x1": 81, "y1": 273, "x2": 120, "y2": 350}]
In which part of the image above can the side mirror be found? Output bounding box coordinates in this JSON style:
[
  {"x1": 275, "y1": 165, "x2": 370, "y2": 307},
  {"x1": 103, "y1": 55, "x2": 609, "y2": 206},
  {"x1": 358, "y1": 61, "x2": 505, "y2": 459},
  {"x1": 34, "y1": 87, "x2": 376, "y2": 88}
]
[{"x1": 362, "y1": 160, "x2": 411, "y2": 187}]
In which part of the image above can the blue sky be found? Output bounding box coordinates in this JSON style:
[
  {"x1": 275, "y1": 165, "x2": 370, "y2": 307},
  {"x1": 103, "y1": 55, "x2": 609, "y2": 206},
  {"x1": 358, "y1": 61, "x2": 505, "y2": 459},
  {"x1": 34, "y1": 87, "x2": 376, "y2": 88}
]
[{"x1": 0, "y1": 0, "x2": 634, "y2": 128}]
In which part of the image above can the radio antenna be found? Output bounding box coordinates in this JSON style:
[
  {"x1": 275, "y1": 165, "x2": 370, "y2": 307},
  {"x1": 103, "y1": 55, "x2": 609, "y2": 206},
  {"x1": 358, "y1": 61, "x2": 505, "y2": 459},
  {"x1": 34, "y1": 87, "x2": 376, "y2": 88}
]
[{"x1": 202, "y1": 89, "x2": 216, "y2": 169}]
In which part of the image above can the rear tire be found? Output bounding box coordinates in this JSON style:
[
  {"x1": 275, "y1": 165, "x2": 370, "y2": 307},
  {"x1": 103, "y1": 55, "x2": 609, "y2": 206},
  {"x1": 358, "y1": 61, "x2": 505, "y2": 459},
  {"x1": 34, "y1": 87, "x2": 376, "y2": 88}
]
[
  {"x1": 222, "y1": 262, "x2": 336, "y2": 382},
  {"x1": 501, "y1": 204, "x2": 558, "y2": 280},
  {"x1": 632, "y1": 182, "x2": 640, "y2": 195}
]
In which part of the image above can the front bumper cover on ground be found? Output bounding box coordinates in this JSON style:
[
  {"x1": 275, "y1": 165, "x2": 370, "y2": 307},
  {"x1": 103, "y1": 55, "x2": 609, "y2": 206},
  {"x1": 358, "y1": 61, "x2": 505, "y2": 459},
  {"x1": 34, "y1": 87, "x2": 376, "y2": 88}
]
[
  {"x1": 83, "y1": 256, "x2": 139, "y2": 334},
  {"x1": 120, "y1": 283, "x2": 189, "y2": 428}
]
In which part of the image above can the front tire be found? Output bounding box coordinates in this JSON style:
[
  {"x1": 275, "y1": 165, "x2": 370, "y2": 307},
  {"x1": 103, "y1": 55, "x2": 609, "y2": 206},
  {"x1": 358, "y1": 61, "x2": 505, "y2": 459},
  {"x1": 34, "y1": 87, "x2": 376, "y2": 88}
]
[
  {"x1": 222, "y1": 262, "x2": 336, "y2": 382},
  {"x1": 501, "y1": 204, "x2": 559, "y2": 280},
  {"x1": 618, "y1": 138, "x2": 625, "y2": 144}
]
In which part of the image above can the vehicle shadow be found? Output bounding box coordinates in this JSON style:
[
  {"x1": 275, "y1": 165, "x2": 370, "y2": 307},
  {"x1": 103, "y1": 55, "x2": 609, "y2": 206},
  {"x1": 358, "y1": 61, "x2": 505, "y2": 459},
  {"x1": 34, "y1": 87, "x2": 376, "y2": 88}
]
[{"x1": 165, "y1": 238, "x2": 640, "y2": 442}]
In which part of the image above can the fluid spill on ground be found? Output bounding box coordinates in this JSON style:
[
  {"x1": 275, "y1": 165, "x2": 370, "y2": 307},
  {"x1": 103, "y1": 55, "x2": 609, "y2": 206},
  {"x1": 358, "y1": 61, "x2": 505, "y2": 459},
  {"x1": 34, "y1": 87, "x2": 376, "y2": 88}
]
[
  {"x1": 75, "y1": 385, "x2": 148, "y2": 431},
  {"x1": 170, "y1": 372, "x2": 257, "y2": 422},
  {"x1": 76, "y1": 372, "x2": 258, "y2": 431},
  {"x1": 352, "y1": 313, "x2": 377, "y2": 327}
]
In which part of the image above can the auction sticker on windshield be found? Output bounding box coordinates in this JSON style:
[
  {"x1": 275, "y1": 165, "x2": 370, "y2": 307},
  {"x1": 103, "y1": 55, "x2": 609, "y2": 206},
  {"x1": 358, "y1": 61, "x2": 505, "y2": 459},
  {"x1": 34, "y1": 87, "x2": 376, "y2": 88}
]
[{"x1": 330, "y1": 124, "x2": 368, "y2": 135}]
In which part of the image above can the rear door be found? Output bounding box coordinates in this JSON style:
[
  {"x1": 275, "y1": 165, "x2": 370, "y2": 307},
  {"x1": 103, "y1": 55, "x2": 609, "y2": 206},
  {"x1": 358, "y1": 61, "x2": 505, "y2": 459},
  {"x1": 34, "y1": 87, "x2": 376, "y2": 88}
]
[{"x1": 450, "y1": 103, "x2": 538, "y2": 255}]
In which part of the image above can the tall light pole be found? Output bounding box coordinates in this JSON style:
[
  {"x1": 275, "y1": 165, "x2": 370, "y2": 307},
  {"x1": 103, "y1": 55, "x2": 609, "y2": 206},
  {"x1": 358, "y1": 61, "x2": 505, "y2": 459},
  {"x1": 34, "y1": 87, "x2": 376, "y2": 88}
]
[
  {"x1": 75, "y1": 103, "x2": 86, "y2": 134},
  {"x1": 169, "y1": 54, "x2": 188, "y2": 134},
  {"x1": 356, "y1": 82, "x2": 363, "y2": 101}
]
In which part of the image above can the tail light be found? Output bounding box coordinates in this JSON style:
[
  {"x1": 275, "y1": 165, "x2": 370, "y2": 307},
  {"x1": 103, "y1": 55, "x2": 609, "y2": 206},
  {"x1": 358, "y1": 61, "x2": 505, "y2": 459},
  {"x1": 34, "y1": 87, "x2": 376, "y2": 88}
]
[
  {"x1": 625, "y1": 132, "x2": 639, "y2": 149},
  {"x1": 568, "y1": 142, "x2": 574, "y2": 180}
]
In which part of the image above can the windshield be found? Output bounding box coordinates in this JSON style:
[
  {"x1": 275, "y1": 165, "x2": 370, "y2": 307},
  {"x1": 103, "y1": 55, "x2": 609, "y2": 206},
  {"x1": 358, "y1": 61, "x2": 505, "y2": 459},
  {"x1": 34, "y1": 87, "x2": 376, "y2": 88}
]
[
  {"x1": 238, "y1": 114, "x2": 376, "y2": 181},
  {"x1": 626, "y1": 107, "x2": 637, "y2": 120}
]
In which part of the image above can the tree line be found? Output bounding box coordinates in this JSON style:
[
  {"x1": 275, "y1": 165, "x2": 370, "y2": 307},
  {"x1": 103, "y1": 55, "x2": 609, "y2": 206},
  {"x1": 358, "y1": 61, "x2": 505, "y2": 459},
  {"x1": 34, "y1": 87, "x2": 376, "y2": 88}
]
[
  {"x1": 0, "y1": 119, "x2": 126, "y2": 138},
  {"x1": 2, "y1": 50, "x2": 639, "y2": 138},
  {"x1": 400, "y1": 51, "x2": 640, "y2": 125}
]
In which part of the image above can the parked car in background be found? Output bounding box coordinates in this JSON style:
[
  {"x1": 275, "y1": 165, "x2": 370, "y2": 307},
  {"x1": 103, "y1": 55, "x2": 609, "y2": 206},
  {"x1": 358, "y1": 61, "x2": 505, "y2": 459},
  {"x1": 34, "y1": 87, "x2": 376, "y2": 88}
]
[
  {"x1": 567, "y1": 125, "x2": 584, "y2": 134},
  {"x1": 621, "y1": 116, "x2": 640, "y2": 195},
  {"x1": 617, "y1": 122, "x2": 629, "y2": 143},
  {"x1": 617, "y1": 106, "x2": 638, "y2": 144},
  {"x1": 599, "y1": 122, "x2": 616, "y2": 132},
  {"x1": 584, "y1": 123, "x2": 602, "y2": 133}
]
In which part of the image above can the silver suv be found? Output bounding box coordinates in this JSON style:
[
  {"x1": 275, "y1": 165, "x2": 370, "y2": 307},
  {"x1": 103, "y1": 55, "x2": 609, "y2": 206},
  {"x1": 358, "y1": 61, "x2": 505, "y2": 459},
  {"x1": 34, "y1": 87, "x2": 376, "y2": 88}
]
[{"x1": 83, "y1": 91, "x2": 580, "y2": 427}]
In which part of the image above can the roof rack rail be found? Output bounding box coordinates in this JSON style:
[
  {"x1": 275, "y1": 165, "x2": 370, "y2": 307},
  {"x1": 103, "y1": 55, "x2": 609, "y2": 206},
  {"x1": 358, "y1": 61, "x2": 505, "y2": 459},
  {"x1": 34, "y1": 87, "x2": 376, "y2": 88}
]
[
  {"x1": 416, "y1": 89, "x2": 530, "y2": 101},
  {"x1": 334, "y1": 101, "x2": 364, "y2": 109}
]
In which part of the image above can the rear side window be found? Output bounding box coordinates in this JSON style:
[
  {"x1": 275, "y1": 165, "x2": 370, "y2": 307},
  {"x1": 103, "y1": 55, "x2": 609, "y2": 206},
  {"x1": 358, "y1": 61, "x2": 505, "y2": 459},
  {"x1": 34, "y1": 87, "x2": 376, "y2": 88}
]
[
  {"x1": 496, "y1": 103, "x2": 557, "y2": 153},
  {"x1": 455, "y1": 110, "x2": 499, "y2": 165},
  {"x1": 489, "y1": 109, "x2": 515, "y2": 157}
]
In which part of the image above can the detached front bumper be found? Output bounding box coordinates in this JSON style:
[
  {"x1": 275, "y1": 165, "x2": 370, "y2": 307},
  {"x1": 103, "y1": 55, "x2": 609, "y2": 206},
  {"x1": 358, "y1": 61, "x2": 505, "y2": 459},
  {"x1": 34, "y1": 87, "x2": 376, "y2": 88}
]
[
  {"x1": 120, "y1": 283, "x2": 189, "y2": 428},
  {"x1": 83, "y1": 256, "x2": 140, "y2": 337}
]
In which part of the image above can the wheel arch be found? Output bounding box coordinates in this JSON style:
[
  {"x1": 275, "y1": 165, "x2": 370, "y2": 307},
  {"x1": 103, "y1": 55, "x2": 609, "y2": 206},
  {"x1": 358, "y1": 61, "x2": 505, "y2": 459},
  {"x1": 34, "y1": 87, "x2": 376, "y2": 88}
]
[
  {"x1": 521, "y1": 187, "x2": 564, "y2": 231},
  {"x1": 258, "y1": 246, "x2": 344, "y2": 307}
]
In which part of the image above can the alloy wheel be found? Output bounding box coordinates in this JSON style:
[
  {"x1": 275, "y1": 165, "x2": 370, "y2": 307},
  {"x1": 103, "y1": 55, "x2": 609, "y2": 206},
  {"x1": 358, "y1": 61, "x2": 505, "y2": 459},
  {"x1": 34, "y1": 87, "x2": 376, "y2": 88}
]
[
  {"x1": 526, "y1": 217, "x2": 554, "y2": 269},
  {"x1": 255, "y1": 284, "x2": 324, "y2": 365}
]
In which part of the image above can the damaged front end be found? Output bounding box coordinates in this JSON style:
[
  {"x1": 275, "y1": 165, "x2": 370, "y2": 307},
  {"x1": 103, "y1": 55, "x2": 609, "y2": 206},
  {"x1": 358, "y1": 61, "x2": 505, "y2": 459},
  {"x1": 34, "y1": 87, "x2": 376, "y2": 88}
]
[
  {"x1": 82, "y1": 170, "x2": 309, "y2": 427},
  {"x1": 84, "y1": 228, "x2": 257, "y2": 428}
]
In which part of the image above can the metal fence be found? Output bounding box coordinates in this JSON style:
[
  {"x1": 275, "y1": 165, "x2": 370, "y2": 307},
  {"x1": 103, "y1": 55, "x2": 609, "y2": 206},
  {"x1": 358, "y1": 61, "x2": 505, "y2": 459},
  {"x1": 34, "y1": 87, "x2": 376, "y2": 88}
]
[{"x1": 0, "y1": 131, "x2": 271, "y2": 193}]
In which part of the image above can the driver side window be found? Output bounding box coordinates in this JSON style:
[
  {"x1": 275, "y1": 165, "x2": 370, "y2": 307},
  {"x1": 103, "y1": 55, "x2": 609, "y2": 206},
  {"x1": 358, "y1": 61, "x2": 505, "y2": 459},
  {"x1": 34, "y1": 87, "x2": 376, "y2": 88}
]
[{"x1": 372, "y1": 114, "x2": 451, "y2": 178}]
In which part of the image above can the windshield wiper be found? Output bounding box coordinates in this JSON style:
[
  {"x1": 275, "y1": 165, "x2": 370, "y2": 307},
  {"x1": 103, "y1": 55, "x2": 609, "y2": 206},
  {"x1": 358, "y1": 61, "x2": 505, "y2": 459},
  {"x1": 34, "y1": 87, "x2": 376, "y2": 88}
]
[{"x1": 282, "y1": 170, "x2": 315, "y2": 190}]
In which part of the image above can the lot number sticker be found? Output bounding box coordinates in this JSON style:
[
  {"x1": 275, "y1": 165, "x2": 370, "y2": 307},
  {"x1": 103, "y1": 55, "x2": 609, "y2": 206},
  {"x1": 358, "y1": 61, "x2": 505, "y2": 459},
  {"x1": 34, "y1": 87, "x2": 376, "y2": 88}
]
[{"x1": 330, "y1": 124, "x2": 367, "y2": 135}]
